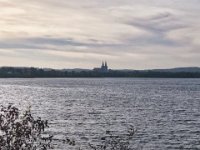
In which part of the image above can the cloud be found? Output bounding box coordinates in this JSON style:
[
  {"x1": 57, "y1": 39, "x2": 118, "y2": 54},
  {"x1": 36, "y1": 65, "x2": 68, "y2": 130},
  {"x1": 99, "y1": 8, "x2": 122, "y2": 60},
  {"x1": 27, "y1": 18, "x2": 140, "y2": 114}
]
[
  {"x1": 0, "y1": 0, "x2": 200, "y2": 69},
  {"x1": 123, "y1": 12, "x2": 187, "y2": 47}
]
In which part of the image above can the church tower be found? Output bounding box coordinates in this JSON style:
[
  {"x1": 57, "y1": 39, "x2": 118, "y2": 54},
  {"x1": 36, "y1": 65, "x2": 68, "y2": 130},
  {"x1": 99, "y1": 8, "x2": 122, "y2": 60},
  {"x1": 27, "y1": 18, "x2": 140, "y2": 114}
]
[
  {"x1": 105, "y1": 61, "x2": 108, "y2": 70},
  {"x1": 93, "y1": 61, "x2": 109, "y2": 72},
  {"x1": 101, "y1": 61, "x2": 105, "y2": 69}
]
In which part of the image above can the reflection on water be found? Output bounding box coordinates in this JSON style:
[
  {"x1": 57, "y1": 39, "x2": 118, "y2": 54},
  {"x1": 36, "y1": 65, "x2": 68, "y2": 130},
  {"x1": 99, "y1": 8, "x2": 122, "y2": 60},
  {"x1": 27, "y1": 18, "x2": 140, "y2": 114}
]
[{"x1": 0, "y1": 78, "x2": 200, "y2": 149}]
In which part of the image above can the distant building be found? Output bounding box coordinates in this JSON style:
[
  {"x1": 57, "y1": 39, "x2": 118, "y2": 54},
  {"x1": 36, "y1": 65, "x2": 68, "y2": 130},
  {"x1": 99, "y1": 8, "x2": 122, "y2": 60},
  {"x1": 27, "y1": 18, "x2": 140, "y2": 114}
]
[{"x1": 93, "y1": 61, "x2": 109, "y2": 72}]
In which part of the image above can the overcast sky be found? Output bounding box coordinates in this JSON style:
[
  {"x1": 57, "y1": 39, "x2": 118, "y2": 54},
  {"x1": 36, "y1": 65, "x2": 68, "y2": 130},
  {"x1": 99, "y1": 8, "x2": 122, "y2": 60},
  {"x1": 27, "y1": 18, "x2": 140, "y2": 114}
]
[{"x1": 0, "y1": 0, "x2": 200, "y2": 69}]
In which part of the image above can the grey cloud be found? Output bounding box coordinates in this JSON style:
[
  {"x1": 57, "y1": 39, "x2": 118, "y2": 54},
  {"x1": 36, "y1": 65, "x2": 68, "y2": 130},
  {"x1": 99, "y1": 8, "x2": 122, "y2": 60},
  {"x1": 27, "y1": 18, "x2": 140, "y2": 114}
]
[
  {"x1": 0, "y1": 41, "x2": 41, "y2": 50},
  {"x1": 125, "y1": 12, "x2": 186, "y2": 47},
  {"x1": 0, "y1": 37, "x2": 118, "y2": 48},
  {"x1": 0, "y1": 37, "x2": 122, "y2": 57},
  {"x1": 0, "y1": 38, "x2": 83, "y2": 50},
  {"x1": 132, "y1": 13, "x2": 186, "y2": 32}
]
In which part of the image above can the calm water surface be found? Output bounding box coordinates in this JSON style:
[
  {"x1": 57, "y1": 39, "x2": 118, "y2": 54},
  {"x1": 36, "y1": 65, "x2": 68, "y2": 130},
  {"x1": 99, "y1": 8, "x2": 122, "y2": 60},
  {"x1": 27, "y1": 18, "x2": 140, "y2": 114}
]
[{"x1": 0, "y1": 78, "x2": 200, "y2": 149}]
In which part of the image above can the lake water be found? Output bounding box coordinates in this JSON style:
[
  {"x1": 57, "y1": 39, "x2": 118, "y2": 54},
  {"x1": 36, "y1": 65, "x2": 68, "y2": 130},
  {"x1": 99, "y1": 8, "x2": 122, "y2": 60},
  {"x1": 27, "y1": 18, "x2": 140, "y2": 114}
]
[{"x1": 0, "y1": 78, "x2": 200, "y2": 149}]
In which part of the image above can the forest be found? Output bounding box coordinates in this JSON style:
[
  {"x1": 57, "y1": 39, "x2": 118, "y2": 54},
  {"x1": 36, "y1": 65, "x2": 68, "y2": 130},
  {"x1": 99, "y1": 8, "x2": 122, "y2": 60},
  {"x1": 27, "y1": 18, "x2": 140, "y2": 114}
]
[{"x1": 0, "y1": 67, "x2": 200, "y2": 78}]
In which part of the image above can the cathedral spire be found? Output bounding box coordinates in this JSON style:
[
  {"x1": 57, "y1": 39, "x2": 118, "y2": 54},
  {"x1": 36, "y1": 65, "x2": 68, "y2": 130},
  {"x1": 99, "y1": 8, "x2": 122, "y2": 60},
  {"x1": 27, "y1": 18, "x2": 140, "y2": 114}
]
[
  {"x1": 105, "y1": 61, "x2": 108, "y2": 70},
  {"x1": 101, "y1": 61, "x2": 105, "y2": 68},
  {"x1": 105, "y1": 61, "x2": 107, "y2": 67}
]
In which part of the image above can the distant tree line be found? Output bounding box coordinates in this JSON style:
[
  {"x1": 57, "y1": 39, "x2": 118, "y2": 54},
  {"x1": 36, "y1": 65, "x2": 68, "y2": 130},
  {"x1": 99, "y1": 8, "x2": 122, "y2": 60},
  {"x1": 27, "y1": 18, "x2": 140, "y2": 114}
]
[{"x1": 0, "y1": 67, "x2": 200, "y2": 78}]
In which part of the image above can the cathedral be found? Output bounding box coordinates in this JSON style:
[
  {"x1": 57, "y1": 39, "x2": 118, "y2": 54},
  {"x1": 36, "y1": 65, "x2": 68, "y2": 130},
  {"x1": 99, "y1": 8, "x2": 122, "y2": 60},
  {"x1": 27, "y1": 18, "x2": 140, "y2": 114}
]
[{"x1": 93, "y1": 61, "x2": 109, "y2": 72}]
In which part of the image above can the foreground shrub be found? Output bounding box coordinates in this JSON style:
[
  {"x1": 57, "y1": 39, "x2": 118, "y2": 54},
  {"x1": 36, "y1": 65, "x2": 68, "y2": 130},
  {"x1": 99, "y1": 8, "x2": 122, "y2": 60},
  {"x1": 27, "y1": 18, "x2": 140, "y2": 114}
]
[{"x1": 0, "y1": 105, "x2": 52, "y2": 150}]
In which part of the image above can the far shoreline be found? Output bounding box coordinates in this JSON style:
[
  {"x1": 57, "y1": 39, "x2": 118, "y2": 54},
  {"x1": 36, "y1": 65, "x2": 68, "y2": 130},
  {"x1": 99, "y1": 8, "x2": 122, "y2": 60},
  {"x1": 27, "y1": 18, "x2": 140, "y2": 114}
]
[{"x1": 0, "y1": 66, "x2": 200, "y2": 78}]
